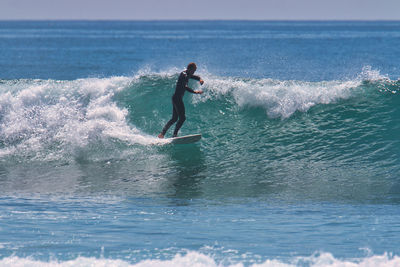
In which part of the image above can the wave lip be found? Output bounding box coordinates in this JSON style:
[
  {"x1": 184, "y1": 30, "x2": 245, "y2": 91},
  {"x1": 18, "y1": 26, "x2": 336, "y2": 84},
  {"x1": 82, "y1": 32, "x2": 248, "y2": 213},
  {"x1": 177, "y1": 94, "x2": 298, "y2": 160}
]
[{"x1": 198, "y1": 66, "x2": 396, "y2": 119}]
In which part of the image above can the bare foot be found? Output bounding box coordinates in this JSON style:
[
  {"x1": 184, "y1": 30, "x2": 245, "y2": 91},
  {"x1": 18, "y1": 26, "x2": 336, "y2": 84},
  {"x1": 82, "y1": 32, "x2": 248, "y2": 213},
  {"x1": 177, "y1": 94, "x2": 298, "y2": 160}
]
[{"x1": 158, "y1": 133, "x2": 164, "y2": 139}]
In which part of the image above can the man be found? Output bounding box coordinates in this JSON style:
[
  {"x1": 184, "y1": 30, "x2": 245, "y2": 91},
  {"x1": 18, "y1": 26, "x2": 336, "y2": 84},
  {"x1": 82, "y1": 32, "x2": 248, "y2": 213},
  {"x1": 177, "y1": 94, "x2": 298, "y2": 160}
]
[{"x1": 158, "y1": 62, "x2": 204, "y2": 138}]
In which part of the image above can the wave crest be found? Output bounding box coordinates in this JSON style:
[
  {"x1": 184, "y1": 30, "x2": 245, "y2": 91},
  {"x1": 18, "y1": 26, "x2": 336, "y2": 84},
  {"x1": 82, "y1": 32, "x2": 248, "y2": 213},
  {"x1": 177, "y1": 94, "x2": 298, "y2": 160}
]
[{"x1": 197, "y1": 66, "x2": 396, "y2": 118}]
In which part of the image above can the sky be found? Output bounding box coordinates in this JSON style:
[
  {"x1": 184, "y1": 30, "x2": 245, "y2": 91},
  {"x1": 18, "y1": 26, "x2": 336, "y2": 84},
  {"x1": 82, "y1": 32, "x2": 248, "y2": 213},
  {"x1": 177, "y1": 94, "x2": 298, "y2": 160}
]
[{"x1": 0, "y1": 0, "x2": 400, "y2": 20}]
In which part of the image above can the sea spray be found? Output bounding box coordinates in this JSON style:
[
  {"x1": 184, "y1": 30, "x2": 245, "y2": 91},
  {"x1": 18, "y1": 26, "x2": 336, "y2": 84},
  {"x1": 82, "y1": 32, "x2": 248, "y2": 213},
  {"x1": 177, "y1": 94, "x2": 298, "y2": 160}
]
[
  {"x1": 196, "y1": 66, "x2": 394, "y2": 118},
  {"x1": 0, "y1": 77, "x2": 164, "y2": 161}
]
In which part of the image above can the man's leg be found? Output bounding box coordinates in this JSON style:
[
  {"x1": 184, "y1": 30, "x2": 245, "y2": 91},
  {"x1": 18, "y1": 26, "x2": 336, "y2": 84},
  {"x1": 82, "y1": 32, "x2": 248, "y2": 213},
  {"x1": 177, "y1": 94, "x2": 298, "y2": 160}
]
[
  {"x1": 173, "y1": 100, "x2": 186, "y2": 137},
  {"x1": 159, "y1": 102, "x2": 178, "y2": 138}
]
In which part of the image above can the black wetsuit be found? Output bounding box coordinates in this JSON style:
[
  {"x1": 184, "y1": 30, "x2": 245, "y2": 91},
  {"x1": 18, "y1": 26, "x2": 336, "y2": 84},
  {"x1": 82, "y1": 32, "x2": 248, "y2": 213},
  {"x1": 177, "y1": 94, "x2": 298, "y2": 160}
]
[{"x1": 161, "y1": 71, "x2": 201, "y2": 137}]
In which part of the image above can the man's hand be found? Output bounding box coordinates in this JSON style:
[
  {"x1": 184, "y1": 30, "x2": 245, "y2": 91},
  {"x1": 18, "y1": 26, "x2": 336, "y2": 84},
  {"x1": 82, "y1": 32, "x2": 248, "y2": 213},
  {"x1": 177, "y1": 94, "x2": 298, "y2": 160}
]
[{"x1": 195, "y1": 90, "x2": 203, "y2": 94}]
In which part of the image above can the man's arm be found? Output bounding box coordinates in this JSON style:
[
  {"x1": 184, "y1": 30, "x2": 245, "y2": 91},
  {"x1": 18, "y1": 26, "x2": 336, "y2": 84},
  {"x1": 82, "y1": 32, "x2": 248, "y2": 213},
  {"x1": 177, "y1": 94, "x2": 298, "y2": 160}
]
[
  {"x1": 189, "y1": 74, "x2": 204, "y2": 85},
  {"x1": 185, "y1": 86, "x2": 196, "y2": 94},
  {"x1": 185, "y1": 86, "x2": 203, "y2": 94},
  {"x1": 189, "y1": 74, "x2": 201, "y2": 81},
  {"x1": 186, "y1": 74, "x2": 204, "y2": 94}
]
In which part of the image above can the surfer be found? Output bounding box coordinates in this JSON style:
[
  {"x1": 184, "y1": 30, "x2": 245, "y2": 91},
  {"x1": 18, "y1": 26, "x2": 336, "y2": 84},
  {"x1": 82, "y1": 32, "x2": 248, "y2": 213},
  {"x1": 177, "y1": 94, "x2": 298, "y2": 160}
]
[{"x1": 158, "y1": 62, "x2": 204, "y2": 138}]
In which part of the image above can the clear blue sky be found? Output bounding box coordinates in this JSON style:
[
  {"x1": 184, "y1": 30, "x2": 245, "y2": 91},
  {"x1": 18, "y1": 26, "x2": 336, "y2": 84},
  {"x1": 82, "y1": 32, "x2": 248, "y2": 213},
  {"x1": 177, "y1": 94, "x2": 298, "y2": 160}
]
[{"x1": 1, "y1": 0, "x2": 399, "y2": 20}]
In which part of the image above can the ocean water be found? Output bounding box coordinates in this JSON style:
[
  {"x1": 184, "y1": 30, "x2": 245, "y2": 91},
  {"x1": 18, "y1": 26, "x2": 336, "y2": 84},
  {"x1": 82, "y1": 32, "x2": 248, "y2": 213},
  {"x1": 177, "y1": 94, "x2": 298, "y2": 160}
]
[{"x1": 0, "y1": 21, "x2": 400, "y2": 266}]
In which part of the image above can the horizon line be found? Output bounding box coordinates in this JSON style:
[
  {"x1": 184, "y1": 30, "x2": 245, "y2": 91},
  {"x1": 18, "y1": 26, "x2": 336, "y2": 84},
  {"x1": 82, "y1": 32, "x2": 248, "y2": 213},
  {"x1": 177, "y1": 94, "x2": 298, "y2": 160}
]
[{"x1": 1, "y1": 19, "x2": 400, "y2": 22}]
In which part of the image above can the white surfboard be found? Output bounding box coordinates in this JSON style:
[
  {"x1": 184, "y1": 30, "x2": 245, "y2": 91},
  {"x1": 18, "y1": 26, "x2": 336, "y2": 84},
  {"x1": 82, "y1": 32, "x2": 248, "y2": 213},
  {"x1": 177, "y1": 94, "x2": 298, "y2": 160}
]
[{"x1": 170, "y1": 134, "x2": 201, "y2": 144}]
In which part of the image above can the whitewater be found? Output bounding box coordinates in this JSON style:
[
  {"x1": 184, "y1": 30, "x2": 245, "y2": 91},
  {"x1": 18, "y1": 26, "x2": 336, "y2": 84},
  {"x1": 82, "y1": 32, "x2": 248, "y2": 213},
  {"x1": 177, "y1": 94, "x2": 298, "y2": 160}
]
[{"x1": 0, "y1": 21, "x2": 400, "y2": 267}]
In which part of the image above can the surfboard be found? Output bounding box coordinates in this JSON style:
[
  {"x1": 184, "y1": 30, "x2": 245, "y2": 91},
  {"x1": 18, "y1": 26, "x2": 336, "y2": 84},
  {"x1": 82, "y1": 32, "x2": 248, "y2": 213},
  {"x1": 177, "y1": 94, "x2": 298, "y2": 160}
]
[{"x1": 170, "y1": 134, "x2": 201, "y2": 144}]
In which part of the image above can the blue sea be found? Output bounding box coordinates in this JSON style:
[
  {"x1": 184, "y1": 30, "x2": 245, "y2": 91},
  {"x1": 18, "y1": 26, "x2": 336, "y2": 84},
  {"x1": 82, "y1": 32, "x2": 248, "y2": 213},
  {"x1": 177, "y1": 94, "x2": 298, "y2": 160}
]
[{"x1": 0, "y1": 21, "x2": 400, "y2": 266}]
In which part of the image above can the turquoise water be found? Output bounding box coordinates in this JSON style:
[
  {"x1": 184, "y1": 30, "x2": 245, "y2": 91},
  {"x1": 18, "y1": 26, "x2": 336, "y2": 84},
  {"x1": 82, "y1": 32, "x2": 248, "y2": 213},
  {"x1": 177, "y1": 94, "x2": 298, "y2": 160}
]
[{"x1": 0, "y1": 21, "x2": 400, "y2": 266}]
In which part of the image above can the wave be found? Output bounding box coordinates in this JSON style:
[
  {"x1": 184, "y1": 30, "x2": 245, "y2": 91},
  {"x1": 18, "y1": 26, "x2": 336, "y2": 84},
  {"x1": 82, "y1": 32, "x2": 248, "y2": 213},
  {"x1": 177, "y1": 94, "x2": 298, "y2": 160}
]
[
  {"x1": 0, "y1": 76, "x2": 168, "y2": 161},
  {"x1": 1, "y1": 252, "x2": 399, "y2": 267},
  {"x1": 0, "y1": 66, "x2": 398, "y2": 161},
  {"x1": 197, "y1": 65, "x2": 398, "y2": 118}
]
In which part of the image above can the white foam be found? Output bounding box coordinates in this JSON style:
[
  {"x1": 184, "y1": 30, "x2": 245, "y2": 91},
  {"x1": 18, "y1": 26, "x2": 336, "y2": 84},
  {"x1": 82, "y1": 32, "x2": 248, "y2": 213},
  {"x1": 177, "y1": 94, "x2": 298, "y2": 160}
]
[
  {"x1": 0, "y1": 76, "x2": 162, "y2": 160},
  {"x1": 196, "y1": 66, "x2": 388, "y2": 119},
  {"x1": 0, "y1": 252, "x2": 399, "y2": 267},
  {"x1": 197, "y1": 76, "x2": 360, "y2": 119}
]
